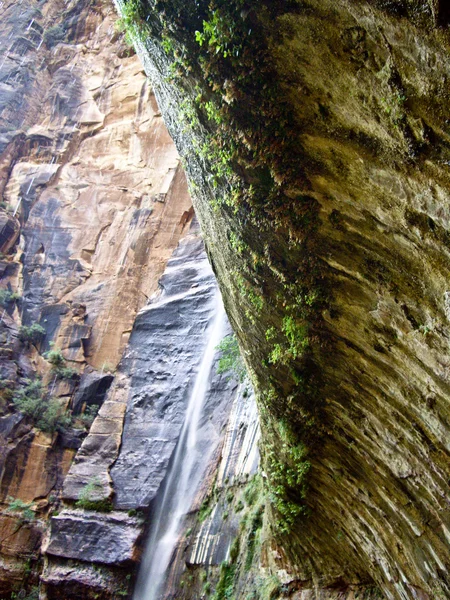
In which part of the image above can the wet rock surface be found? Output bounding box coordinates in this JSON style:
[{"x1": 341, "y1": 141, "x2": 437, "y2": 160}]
[
  {"x1": 119, "y1": 0, "x2": 450, "y2": 598},
  {"x1": 46, "y1": 509, "x2": 142, "y2": 565},
  {"x1": 46, "y1": 228, "x2": 259, "y2": 599},
  {"x1": 0, "y1": 0, "x2": 194, "y2": 594},
  {"x1": 111, "y1": 230, "x2": 235, "y2": 510}
]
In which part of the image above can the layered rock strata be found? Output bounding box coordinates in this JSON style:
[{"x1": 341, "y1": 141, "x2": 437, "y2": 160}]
[
  {"x1": 43, "y1": 228, "x2": 260, "y2": 599},
  {"x1": 116, "y1": 1, "x2": 450, "y2": 598},
  {"x1": 0, "y1": 0, "x2": 193, "y2": 594}
]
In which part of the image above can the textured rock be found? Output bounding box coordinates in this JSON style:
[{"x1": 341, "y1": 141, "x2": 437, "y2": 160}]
[
  {"x1": 72, "y1": 371, "x2": 114, "y2": 414},
  {"x1": 0, "y1": 211, "x2": 20, "y2": 253},
  {"x1": 46, "y1": 509, "x2": 142, "y2": 565},
  {"x1": 42, "y1": 562, "x2": 130, "y2": 600},
  {"x1": 0, "y1": 0, "x2": 195, "y2": 594},
  {"x1": 47, "y1": 225, "x2": 257, "y2": 599},
  {"x1": 118, "y1": 1, "x2": 450, "y2": 598},
  {"x1": 111, "y1": 229, "x2": 235, "y2": 510}
]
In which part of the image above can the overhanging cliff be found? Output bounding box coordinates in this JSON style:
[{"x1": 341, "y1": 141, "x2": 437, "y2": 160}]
[{"x1": 114, "y1": 1, "x2": 450, "y2": 598}]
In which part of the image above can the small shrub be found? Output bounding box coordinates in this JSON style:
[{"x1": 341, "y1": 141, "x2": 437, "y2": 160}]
[
  {"x1": 80, "y1": 405, "x2": 98, "y2": 429},
  {"x1": 45, "y1": 345, "x2": 78, "y2": 379},
  {"x1": 44, "y1": 344, "x2": 65, "y2": 367},
  {"x1": 216, "y1": 334, "x2": 247, "y2": 382},
  {"x1": 0, "y1": 289, "x2": 20, "y2": 307},
  {"x1": 18, "y1": 323, "x2": 46, "y2": 345},
  {"x1": 44, "y1": 25, "x2": 66, "y2": 46},
  {"x1": 6, "y1": 496, "x2": 35, "y2": 521},
  {"x1": 12, "y1": 379, "x2": 72, "y2": 433},
  {"x1": 54, "y1": 365, "x2": 79, "y2": 380}
]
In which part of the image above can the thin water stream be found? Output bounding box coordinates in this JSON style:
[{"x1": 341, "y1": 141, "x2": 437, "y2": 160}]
[{"x1": 134, "y1": 292, "x2": 227, "y2": 600}]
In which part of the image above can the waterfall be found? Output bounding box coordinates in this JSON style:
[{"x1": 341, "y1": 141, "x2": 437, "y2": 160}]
[{"x1": 134, "y1": 292, "x2": 227, "y2": 600}]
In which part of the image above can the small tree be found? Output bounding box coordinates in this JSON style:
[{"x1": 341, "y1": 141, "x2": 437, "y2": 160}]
[
  {"x1": 44, "y1": 344, "x2": 79, "y2": 380},
  {"x1": 18, "y1": 323, "x2": 46, "y2": 345},
  {"x1": 12, "y1": 379, "x2": 72, "y2": 433},
  {"x1": 44, "y1": 344, "x2": 65, "y2": 367}
]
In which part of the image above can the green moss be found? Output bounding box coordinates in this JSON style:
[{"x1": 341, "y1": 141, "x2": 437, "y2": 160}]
[
  {"x1": 75, "y1": 479, "x2": 113, "y2": 512},
  {"x1": 244, "y1": 505, "x2": 263, "y2": 571},
  {"x1": 216, "y1": 334, "x2": 247, "y2": 382},
  {"x1": 213, "y1": 560, "x2": 236, "y2": 600}
]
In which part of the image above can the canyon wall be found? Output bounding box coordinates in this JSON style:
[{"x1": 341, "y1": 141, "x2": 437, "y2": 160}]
[
  {"x1": 0, "y1": 0, "x2": 194, "y2": 594},
  {"x1": 116, "y1": 1, "x2": 450, "y2": 599},
  {"x1": 0, "y1": 1, "x2": 261, "y2": 598}
]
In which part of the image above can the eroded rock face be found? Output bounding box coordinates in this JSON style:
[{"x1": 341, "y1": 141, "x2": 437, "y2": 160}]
[
  {"x1": 46, "y1": 510, "x2": 142, "y2": 565},
  {"x1": 117, "y1": 1, "x2": 450, "y2": 598},
  {"x1": 47, "y1": 225, "x2": 259, "y2": 599},
  {"x1": 0, "y1": 0, "x2": 194, "y2": 593}
]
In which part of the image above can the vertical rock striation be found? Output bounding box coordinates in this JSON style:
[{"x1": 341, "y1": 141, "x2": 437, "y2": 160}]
[
  {"x1": 0, "y1": 0, "x2": 194, "y2": 594},
  {"x1": 114, "y1": 1, "x2": 450, "y2": 598}
]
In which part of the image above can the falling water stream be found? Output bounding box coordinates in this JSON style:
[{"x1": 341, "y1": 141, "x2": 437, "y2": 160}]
[{"x1": 134, "y1": 292, "x2": 227, "y2": 600}]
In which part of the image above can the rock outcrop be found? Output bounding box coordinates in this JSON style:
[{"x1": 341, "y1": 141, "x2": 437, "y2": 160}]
[
  {"x1": 44, "y1": 224, "x2": 259, "y2": 599},
  {"x1": 115, "y1": 1, "x2": 450, "y2": 598},
  {"x1": 0, "y1": 0, "x2": 194, "y2": 594}
]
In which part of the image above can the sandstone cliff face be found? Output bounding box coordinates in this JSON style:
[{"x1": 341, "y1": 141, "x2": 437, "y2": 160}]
[
  {"x1": 117, "y1": 1, "x2": 450, "y2": 598},
  {"x1": 43, "y1": 226, "x2": 259, "y2": 600},
  {"x1": 0, "y1": 0, "x2": 193, "y2": 594}
]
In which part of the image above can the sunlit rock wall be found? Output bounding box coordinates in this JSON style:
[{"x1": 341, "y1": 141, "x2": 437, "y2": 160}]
[
  {"x1": 113, "y1": 1, "x2": 450, "y2": 598},
  {"x1": 0, "y1": 0, "x2": 193, "y2": 594},
  {"x1": 43, "y1": 225, "x2": 260, "y2": 599}
]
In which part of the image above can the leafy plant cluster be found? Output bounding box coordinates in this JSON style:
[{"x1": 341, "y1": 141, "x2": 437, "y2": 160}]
[
  {"x1": 265, "y1": 440, "x2": 310, "y2": 534},
  {"x1": 44, "y1": 344, "x2": 79, "y2": 380},
  {"x1": 12, "y1": 379, "x2": 71, "y2": 434},
  {"x1": 18, "y1": 323, "x2": 46, "y2": 345},
  {"x1": 0, "y1": 289, "x2": 20, "y2": 308},
  {"x1": 75, "y1": 478, "x2": 112, "y2": 512},
  {"x1": 43, "y1": 24, "x2": 66, "y2": 46},
  {"x1": 216, "y1": 334, "x2": 247, "y2": 382},
  {"x1": 116, "y1": 0, "x2": 148, "y2": 47},
  {"x1": 6, "y1": 496, "x2": 36, "y2": 522}
]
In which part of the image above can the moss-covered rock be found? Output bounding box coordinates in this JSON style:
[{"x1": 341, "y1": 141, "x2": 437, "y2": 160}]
[{"x1": 117, "y1": 0, "x2": 450, "y2": 597}]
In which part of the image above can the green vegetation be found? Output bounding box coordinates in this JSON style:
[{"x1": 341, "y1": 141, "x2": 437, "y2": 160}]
[
  {"x1": 75, "y1": 478, "x2": 112, "y2": 512},
  {"x1": 216, "y1": 334, "x2": 246, "y2": 382},
  {"x1": 0, "y1": 289, "x2": 20, "y2": 307},
  {"x1": 18, "y1": 323, "x2": 46, "y2": 345},
  {"x1": 44, "y1": 344, "x2": 79, "y2": 379},
  {"x1": 268, "y1": 317, "x2": 309, "y2": 366},
  {"x1": 6, "y1": 587, "x2": 40, "y2": 600},
  {"x1": 119, "y1": 0, "x2": 328, "y2": 554},
  {"x1": 264, "y1": 423, "x2": 311, "y2": 533},
  {"x1": 198, "y1": 494, "x2": 215, "y2": 523},
  {"x1": 79, "y1": 404, "x2": 98, "y2": 429},
  {"x1": 12, "y1": 379, "x2": 71, "y2": 433},
  {"x1": 213, "y1": 560, "x2": 236, "y2": 600},
  {"x1": 244, "y1": 504, "x2": 263, "y2": 571},
  {"x1": 6, "y1": 497, "x2": 36, "y2": 522},
  {"x1": 44, "y1": 345, "x2": 65, "y2": 367},
  {"x1": 43, "y1": 24, "x2": 66, "y2": 46},
  {"x1": 115, "y1": 0, "x2": 147, "y2": 46}
]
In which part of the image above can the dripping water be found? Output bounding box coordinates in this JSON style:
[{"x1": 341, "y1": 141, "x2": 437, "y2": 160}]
[{"x1": 134, "y1": 292, "x2": 227, "y2": 600}]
